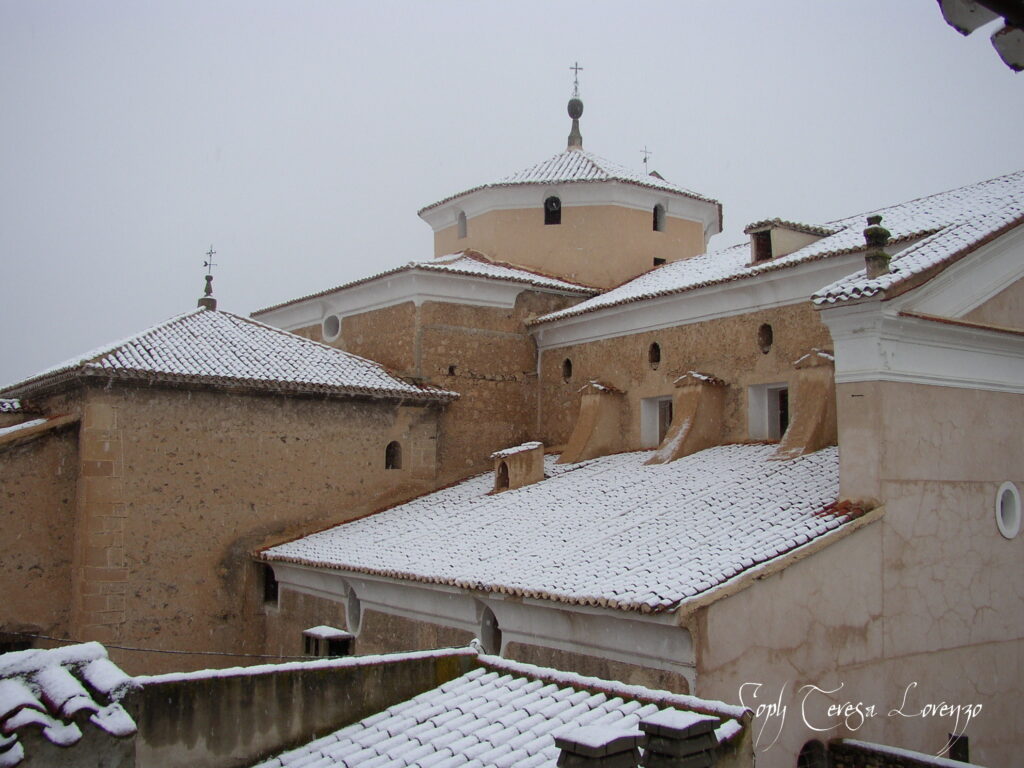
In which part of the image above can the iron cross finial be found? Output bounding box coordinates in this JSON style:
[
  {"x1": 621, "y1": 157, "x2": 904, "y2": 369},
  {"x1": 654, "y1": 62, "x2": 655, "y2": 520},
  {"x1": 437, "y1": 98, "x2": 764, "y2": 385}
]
[
  {"x1": 570, "y1": 61, "x2": 584, "y2": 98},
  {"x1": 204, "y1": 245, "x2": 217, "y2": 277},
  {"x1": 641, "y1": 146, "x2": 652, "y2": 172}
]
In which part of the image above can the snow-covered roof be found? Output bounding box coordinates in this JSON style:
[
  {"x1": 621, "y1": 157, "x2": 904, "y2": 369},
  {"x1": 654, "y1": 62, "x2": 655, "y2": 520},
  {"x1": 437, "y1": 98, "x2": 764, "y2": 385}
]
[
  {"x1": 253, "y1": 654, "x2": 743, "y2": 768},
  {"x1": 536, "y1": 169, "x2": 1024, "y2": 325},
  {"x1": 252, "y1": 251, "x2": 596, "y2": 316},
  {"x1": 0, "y1": 642, "x2": 136, "y2": 767},
  {"x1": 0, "y1": 309, "x2": 456, "y2": 403},
  {"x1": 418, "y1": 149, "x2": 720, "y2": 213},
  {"x1": 743, "y1": 218, "x2": 837, "y2": 237},
  {"x1": 0, "y1": 399, "x2": 20, "y2": 413},
  {"x1": 264, "y1": 444, "x2": 855, "y2": 613},
  {"x1": 813, "y1": 199, "x2": 1024, "y2": 306}
]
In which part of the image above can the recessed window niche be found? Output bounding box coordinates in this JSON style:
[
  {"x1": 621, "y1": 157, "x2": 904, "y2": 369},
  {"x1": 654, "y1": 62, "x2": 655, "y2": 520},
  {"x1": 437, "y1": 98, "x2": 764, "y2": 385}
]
[
  {"x1": 323, "y1": 314, "x2": 341, "y2": 341},
  {"x1": 562, "y1": 358, "x2": 573, "y2": 381},
  {"x1": 996, "y1": 481, "x2": 1021, "y2": 539},
  {"x1": 757, "y1": 323, "x2": 773, "y2": 354}
]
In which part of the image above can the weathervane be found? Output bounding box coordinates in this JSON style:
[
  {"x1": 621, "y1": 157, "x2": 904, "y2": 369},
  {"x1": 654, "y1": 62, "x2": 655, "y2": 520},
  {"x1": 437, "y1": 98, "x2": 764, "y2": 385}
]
[
  {"x1": 641, "y1": 146, "x2": 652, "y2": 173},
  {"x1": 204, "y1": 245, "x2": 217, "y2": 277},
  {"x1": 198, "y1": 245, "x2": 218, "y2": 310},
  {"x1": 570, "y1": 61, "x2": 583, "y2": 98}
]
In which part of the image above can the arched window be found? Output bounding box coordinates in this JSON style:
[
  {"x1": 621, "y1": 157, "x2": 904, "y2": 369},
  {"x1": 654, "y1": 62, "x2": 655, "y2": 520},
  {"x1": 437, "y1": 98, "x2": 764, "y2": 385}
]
[
  {"x1": 796, "y1": 740, "x2": 828, "y2": 768},
  {"x1": 544, "y1": 196, "x2": 562, "y2": 225},
  {"x1": 758, "y1": 323, "x2": 774, "y2": 354},
  {"x1": 385, "y1": 441, "x2": 402, "y2": 470},
  {"x1": 562, "y1": 358, "x2": 573, "y2": 381},
  {"x1": 653, "y1": 203, "x2": 666, "y2": 232},
  {"x1": 496, "y1": 461, "x2": 509, "y2": 491},
  {"x1": 480, "y1": 606, "x2": 502, "y2": 655},
  {"x1": 648, "y1": 342, "x2": 661, "y2": 369},
  {"x1": 456, "y1": 210, "x2": 467, "y2": 239}
]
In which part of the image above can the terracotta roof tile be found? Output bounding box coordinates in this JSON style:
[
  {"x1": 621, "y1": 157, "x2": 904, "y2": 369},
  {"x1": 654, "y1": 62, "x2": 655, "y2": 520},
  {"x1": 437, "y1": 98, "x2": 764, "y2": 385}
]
[
  {"x1": 1, "y1": 309, "x2": 456, "y2": 404},
  {"x1": 264, "y1": 444, "x2": 848, "y2": 613}
]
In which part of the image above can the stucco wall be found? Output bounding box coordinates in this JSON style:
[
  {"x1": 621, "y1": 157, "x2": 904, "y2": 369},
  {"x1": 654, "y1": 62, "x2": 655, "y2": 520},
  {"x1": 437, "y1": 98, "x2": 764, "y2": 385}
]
[
  {"x1": 538, "y1": 302, "x2": 833, "y2": 452},
  {"x1": 64, "y1": 383, "x2": 444, "y2": 674},
  {"x1": 0, "y1": 423, "x2": 79, "y2": 642},
  {"x1": 698, "y1": 381, "x2": 1024, "y2": 768},
  {"x1": 963, "y1": 275, "x2": 1024, "y2": 328},
  {"x1": 434, "y1": 205, "x2": 706, "y2": 289},
  {"x1": 129, "y1": 651, "x2": 477, "y2": 768},
  {"x1": 505, "y1": 642, "x2": 691, "y2": 694}
]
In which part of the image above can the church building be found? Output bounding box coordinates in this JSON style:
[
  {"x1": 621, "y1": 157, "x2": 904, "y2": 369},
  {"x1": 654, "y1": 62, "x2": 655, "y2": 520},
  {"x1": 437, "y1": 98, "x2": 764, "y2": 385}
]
[{"x1": 1, "y1": 90, "x2": 1022, "y2": 768}]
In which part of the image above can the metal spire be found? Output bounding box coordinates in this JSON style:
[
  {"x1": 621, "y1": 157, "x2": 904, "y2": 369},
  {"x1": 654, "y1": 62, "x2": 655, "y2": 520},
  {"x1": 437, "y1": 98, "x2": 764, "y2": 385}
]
[
  {"x1": 641, "y1": 146, "x2": 651, "y2": 173},
  {"x1": 567, "y1": 62, "x2": 584, "y2": 150}
]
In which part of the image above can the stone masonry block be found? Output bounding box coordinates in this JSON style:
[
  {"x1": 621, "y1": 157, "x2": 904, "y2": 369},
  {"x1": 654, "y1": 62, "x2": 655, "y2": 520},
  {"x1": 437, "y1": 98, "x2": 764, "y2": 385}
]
[
  {"x1": 79, "y1": 433, "x2": 122, "y2": 462},
  {"x1": 83, "y1": 403, "x2": 116, "y2": 430},
  {"x1": 81, "y1": 460, "x2": 115, "y2": 477},
  {"x1": 83, "y1": 566, "x2": 129, "y2": 583},
  {"x1": 81, "y1": 476, "x2": 125, "y2": 506}
]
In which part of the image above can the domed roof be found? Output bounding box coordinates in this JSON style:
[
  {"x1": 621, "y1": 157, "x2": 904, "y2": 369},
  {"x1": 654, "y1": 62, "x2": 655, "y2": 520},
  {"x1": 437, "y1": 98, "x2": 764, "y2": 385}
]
[{"x1": 418, "y1": 149, "x2": 718, "y2": 215}]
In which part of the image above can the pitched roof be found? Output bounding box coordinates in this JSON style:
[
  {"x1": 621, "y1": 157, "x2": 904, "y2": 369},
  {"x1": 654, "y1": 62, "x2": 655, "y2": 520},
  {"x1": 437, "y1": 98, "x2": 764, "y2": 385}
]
[
  {"x1": 535, "y1": 169, "x2": 1024, "y2": 325},
  {"x1": 1, "y1": 309, "x2": 456, "y2": 403},
  {"x1": 253, "y1": 655, "x2": 744, "y2": 768},
  {"x1": 418, "y1": 149, "x2": 720, "y2": 214},
  {"x1": 252, "y1": 251, "x2": 596, "y2": 316},
  {"x1": 813, "y1": 200, "x2": 1024, "y2": 306},
  {"x1": 264, "y1": 444, "x2": 855, "y2": 614},
  {"x1": 0, "y1": 642, "x2": 137, "y2": 767}
]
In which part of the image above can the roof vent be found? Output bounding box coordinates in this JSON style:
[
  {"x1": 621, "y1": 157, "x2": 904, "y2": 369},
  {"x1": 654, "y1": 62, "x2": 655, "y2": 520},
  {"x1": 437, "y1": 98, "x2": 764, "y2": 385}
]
[
  {"x1": 863, "y1": 215, "x2": 892, "y2": 278},
  {"x1": 491, "y1": 441, "x2": 544, "y2": 492}
]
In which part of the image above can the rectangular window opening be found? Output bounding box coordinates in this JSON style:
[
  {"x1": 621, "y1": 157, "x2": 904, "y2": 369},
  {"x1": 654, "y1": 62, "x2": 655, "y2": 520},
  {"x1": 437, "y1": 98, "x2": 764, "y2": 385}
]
[
  {"x1": 261, "y1": 564, "x2": 279, "y2": 606},
  {"x1": 748, "y1": 383, "x2": 789, "y2": 441},
  {"x1": 641, "y1": 396, "x2": 674, "y2": 448}
]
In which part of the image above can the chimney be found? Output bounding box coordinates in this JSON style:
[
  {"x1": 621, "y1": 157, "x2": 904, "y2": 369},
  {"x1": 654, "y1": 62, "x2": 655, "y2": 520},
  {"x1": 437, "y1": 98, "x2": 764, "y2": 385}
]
[
  {"x1": 639, "y1": 709, "x2": 721, "y2": 768},
  {"x1": 491, "y1": 441, "x2": 544, "y2": 492},
  {"x1": 863, "y1": 215, "x2": 892, "y2": 279},
  {"x1": 555, "y1": 725, "x2": 643, "y2": 768}
]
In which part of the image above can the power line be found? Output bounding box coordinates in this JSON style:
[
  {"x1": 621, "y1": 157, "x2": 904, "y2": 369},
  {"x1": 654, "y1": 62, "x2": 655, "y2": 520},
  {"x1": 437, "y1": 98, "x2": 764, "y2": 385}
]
[{"x1": 10, "y1": 632, "x2": 311, "y2": 661}]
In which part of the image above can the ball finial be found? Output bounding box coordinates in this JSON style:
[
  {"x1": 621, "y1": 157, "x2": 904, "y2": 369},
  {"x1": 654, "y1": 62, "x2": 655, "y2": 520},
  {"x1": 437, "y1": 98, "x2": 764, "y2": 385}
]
[{"x1": 568, "y1": 97, "x2": 583, "y2": 119}]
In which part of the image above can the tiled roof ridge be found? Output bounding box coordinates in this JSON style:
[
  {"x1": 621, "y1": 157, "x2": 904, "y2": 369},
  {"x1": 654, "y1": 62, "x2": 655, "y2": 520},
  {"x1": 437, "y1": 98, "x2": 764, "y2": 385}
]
[
  {"x1": 452, "y1": 250, "x2": 599, "y2": 292},
  {"x1": 820, "y1": 166, "x2": 1024, "y2": 231},
  {"x1": 743, "y1": 218, "x2": 838, "y2": 237},
  {"x1": 475, "y1": 654, "x2": 748, "y2": 722},
  {"x1": 0, "y1": 309, "x2": 203, "y2": 394},
  {"x1": 252, "y1": 251, "x2": 596, "y2": 316},
  {"x1": 530, "y1": 168, "x2": 1024, "y2": 327},
  {"x1": 417, "y1": 148, "x2": 720, "y2": 214},
  {"x1": 813, "y1": 203, "x2": 1024, "y2": 306},
  {"x1": 1, "y1": 310, "x2": 457, "y2": 403}
]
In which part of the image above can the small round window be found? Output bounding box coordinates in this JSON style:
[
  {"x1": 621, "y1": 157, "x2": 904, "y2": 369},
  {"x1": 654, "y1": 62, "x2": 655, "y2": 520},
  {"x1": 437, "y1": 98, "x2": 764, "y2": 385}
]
[
  {"x1": 562, "y1": 358, "x2": 573, "y2": 381},
  {"x1": 648, "y1": 342, "x2": 661, "y2": 370},
  {"x1": 757, "y1": 323, "x2": 773, "y2": 354},
  {"x1": 323, "y1": 314, "x2": 341, "y2": 341},
  {"x1": 996, "y1": 481, "x2": 1021, "y2": 539}
]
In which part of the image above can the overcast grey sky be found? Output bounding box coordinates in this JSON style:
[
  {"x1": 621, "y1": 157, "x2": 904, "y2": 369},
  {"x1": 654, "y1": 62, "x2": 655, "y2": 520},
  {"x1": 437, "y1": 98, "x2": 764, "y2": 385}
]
[{"x1": 2, "y1": 1, "x2": 1022, "y2": 386}]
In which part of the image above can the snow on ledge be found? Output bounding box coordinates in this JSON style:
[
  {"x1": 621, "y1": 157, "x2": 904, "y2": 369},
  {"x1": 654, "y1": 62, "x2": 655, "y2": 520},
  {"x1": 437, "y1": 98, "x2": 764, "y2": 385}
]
[{"x1": 490, "y1": 441, "x2": 543, "y2": 460}]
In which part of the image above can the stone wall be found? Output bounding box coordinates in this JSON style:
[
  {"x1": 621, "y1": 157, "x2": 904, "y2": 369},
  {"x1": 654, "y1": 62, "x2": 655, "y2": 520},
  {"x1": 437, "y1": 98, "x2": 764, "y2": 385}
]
[
  {"x1": 0, "y1": 422, "x2": 79, "y2": 643},
  {"x1": 538, "y1": 302, "x2": 833, "y2": 452},
  {"x1": 301, "y1": 290, "x2": 581, "y2": 481},
  {"x1": 14, "y1": 382, "x2": 447, "y2": 675}
]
